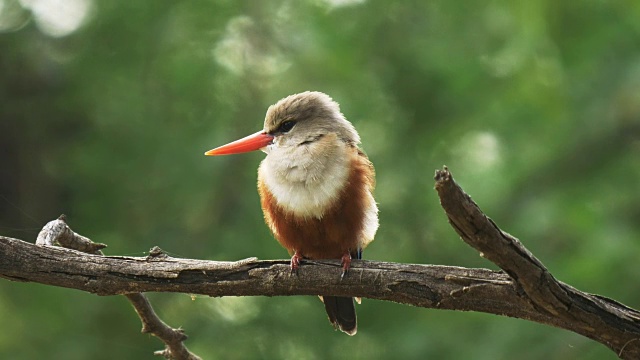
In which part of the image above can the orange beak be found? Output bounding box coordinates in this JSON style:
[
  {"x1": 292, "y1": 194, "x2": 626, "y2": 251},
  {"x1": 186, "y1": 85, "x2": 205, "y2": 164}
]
[{"x1": 204, "y1": 130, "x2": 274, "y2": 156}]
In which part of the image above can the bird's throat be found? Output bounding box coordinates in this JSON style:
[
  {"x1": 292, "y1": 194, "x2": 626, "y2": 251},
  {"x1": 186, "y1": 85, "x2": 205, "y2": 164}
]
[{"x1": 258, "y1": 140, "x2": 351, "y2": 219}]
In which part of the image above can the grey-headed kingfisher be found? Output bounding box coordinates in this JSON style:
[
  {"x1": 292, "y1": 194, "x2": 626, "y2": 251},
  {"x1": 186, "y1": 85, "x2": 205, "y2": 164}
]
[{"x1": 205, "y1": 91, "x2": 378, "y2": 335}]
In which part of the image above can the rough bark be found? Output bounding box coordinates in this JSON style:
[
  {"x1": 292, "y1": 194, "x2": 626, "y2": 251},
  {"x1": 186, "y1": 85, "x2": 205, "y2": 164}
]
[{"x1": 0, "y1": 168, "x2": 638, "y2": 359}]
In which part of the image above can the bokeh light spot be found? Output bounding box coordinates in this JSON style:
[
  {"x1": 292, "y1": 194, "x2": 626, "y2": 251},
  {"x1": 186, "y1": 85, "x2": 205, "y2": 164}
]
[{"x1": 19, "y1": 0, "x2": 93, "y2": 37}]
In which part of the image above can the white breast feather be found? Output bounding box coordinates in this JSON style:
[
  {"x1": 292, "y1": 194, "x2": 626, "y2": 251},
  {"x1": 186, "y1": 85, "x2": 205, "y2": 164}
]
[{"x1": 259, "y1": 142, "x2": 350, "y2": 219}]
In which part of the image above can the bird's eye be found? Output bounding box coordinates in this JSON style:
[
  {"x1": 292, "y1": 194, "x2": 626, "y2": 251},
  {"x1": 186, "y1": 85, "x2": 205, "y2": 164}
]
[{"x1": 278, "y1": 120, "x2": 295, "y2": 133}]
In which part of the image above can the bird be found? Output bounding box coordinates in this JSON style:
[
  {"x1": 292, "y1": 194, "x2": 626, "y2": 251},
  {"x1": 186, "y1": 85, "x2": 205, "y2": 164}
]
[{"x1": 204, "y1": 91, "x2": 378, "y2": 335}]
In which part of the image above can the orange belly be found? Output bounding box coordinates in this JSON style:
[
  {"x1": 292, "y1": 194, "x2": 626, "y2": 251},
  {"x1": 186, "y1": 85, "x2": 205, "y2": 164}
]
[{"x1": 258, "y1": 153, "x2": 373, "y2": 259}]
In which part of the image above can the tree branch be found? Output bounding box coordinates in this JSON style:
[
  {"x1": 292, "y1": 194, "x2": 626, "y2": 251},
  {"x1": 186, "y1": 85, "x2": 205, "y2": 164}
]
[
  {"x1": 434, "y1": 166, "x2": 640, "y2": 359},
  {"x1": 0, "y1": 168, "x2": 638, "y2": 358},
  {"x1": 32, "y1": 215, "x2": 200, "y2": 360}
]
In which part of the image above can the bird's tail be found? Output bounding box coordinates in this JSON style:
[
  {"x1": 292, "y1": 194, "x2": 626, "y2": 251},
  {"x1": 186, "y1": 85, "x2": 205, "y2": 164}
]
[{"x1": 321, "y1": 296, "x2": 357, "y2": 335}]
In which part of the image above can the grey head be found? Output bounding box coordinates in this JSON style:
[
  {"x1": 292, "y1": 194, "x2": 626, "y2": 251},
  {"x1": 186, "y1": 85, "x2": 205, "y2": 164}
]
[{"x1": 263, "y1": 91, "x2": 360, "y2": 150}]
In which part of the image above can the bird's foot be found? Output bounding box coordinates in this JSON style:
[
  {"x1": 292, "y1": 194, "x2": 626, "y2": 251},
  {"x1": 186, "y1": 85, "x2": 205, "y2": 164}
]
[
  {"x1": 290, "y1": 252, "x2": 302, "y2": 275},
  {"x1": 340, "y1": 252, "x2": 351, "y2": 280}
]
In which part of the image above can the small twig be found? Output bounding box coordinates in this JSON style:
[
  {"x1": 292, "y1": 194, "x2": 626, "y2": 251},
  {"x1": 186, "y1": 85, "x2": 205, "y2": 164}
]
[
  {"x1": 125, "y1": 293, "x2": 201, "y2": 360},
  {"x1": 34, "y1": 216, "x2": 200, "y2": 360},
  {"x1": 36, "y1": 214, "x2": 106, "y2": 254}
]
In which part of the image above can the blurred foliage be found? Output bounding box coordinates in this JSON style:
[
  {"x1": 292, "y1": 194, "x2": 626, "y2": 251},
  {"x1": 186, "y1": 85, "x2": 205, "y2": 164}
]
[{"x1": 1, "y1": 0, "x2": 639, "y2": 359}]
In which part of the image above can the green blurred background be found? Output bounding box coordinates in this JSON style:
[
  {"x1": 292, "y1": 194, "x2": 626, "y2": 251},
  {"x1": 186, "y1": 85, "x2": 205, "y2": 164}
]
[{"x1": 1, "y1": 0, "x2": 639, "y2": 359}]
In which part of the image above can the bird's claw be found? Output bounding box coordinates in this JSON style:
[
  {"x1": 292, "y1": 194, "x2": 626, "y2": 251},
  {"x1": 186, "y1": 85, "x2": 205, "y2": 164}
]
[
  {"x1": 340, "y1": 252, "x2": 351, "y2": 280},
  {"x1": 290, "y1": 252, "x2": 302, "y2": 275}
]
